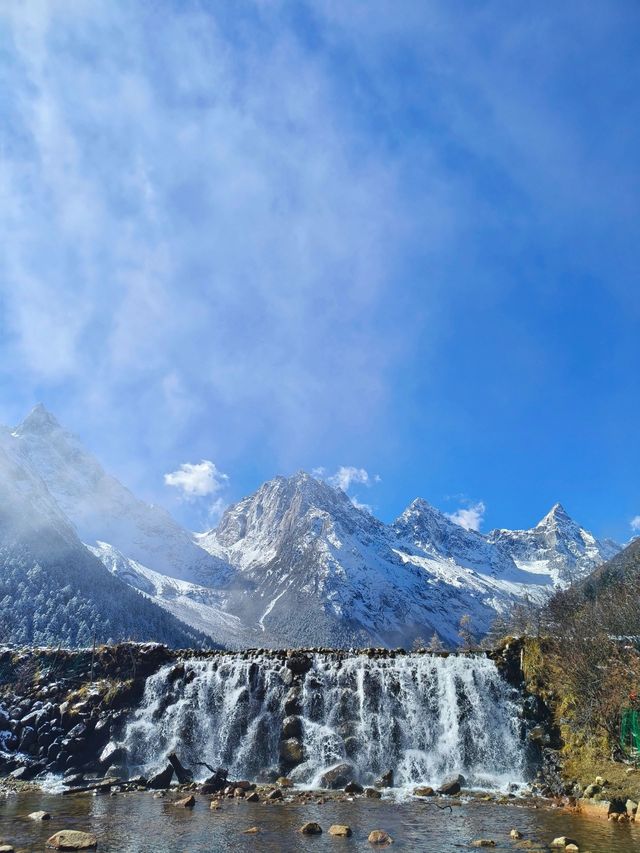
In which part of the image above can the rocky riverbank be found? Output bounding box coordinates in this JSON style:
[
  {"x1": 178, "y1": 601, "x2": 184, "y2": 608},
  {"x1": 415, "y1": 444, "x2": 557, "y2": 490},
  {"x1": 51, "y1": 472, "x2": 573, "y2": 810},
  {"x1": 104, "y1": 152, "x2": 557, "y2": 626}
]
[{"x1": 3, "y1": 639, "x2": 633, "y2": 820}]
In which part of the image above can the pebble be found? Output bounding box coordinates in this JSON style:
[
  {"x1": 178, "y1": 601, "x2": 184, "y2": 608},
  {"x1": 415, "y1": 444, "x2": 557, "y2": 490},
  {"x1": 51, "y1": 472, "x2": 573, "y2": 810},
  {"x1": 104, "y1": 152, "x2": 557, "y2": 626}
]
[{"x1": 300, "y1": 822, "x2": 322, "y2": 835}]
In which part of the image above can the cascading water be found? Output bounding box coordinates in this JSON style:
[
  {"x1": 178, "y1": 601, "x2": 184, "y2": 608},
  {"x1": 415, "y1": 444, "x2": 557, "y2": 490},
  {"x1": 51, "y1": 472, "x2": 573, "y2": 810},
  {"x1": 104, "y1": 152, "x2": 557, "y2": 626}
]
[{"x1": 122, "y1": 653, "x2": 526, "y2": 790}]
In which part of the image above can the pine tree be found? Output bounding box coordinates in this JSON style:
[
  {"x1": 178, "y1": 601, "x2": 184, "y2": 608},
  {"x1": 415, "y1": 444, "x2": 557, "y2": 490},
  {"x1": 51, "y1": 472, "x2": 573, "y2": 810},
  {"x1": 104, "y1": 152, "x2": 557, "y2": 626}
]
[
  {"x1": 427, "y1": 632, "x2": 444, "y2": 652},
  {"x1": 457, "y1": 614, "x2": 475, "y2": 651}
]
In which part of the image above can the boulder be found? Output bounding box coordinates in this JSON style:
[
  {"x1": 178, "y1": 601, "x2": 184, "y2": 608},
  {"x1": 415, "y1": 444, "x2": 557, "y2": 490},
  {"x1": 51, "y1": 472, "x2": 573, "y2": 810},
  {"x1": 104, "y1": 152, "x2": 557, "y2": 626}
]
[
  {"x1": 200, "y1": 767, "x2": 228, "y2": 793},
  {"x1": 550, "y1": 839, "x2": 579, "y2": 849},
  {"x1": 279, "y1": 738, "x2": 303, "y2": 766},
  {"x1": 437, "y1": 774, "x2": 466, "y2": 796},
  {"x1": 45, "y1": 830, "x2": 98, "y2": 850},
  {"x1": 365, "y1": 788, "x2": 382, "y2": 799},
  {"x1": 583, "y1": 783, "x2": 601, "y2": 798},
  {"x1": 344, "y1": 781, "x2": 364, "y2": 794},
  {"x1": 246, "y1": 791, "x2": 259, "y2": 802},
  {"x1": 99, "y1": 743, "x2": 126, "y2": 769},
  {"x1": 283, "y1": 689, "x2": 302, "y2": 716},
  {"x1": 0, "y1": 845, "x2": 14, "y2": 852},
  {"x1": 510, "y1": 830, "x2": 523, "y2": 839},
  {"x1": 344, "y1": 736, "x2": 361, "y2": 758},
  {"x1": 329, "y1": 825, "x2": 352, "y2": 837},
  {"x1": 28, "y1": 811, "x2": 51, "y2": 820},
  {"x1": 282, "y1": 716, "x2": 303, "y2": 739},
  {"x1": 368, "y1": 829, "x2": 393, "y2": 844},
  {"x1": 286, "y1": 654, "x2": 312, "y2": 675},
  {"x1": 413, "y1": 786, "x2": 435, "y2": 797},
  {"x1": 267, "y1": 788, "x2": 283, "y2": 800},
  {"x1": 174, "y1": 794, "x2": 195, "y2": 808},
  {"x1": 300, "y1": 822, "x2": 322, "y2": 835},
  {"x1": 276, "y1": 777, "x2": 294, "y2": 788},
  {"x1": 147, "y1": 764, "x2": 174, "y2": 789},
  {"x1": 19, "y1": 726, "x2": 36, "y2": 750},
  {"x1": 471, "y1": 843, "x2": 496, "y2": 848},
  {"x1": 376, "y1": 770, "x2": 394, "y2": 788},
  {"x1": 320, "y1": 763, "x2": 354, "y2": 789}
]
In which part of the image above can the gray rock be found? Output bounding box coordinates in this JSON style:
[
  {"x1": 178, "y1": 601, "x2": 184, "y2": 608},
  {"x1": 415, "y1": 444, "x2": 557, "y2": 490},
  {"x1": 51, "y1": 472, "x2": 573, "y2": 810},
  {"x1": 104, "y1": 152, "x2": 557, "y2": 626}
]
[
  {"x1": 147, "y1": 764, "x2": 174, "y2": 789},
  {"x1": 437, "y1": 774, "x2": 466, "y2": 796},
  {"x1": 320, "y1": 763, "x2": 354, "y2": 789}
]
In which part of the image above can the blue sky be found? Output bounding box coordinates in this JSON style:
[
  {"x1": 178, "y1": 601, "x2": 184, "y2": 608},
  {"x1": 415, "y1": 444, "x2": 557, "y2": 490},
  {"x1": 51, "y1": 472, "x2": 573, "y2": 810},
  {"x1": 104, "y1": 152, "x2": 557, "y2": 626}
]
[{"x1": 1, "y1": 1, "x2": 639, "y2": 540}]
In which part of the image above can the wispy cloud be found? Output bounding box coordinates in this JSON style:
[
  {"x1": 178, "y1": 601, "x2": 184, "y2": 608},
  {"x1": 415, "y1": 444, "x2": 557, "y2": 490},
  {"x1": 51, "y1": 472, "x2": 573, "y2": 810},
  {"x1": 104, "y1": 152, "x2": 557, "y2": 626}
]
[
  {"x1": 350, "y1": 495, "x2": 373, "y2": 514},
  {"x1": 631, "y1": 516, "x2": 640, "y2": 533},
  {"x1": 0, "y1": 1, "x2": 414, "y2": 472},
  {"x1": 447, "y1": 501, "x2": 486, "y2": 532}
]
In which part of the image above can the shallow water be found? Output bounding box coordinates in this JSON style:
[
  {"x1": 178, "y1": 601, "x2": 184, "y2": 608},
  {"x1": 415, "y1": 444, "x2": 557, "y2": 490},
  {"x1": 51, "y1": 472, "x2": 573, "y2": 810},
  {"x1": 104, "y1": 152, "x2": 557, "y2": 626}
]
[{"x1": 1, "y1": 792, "x2": 640, "y2": 853}]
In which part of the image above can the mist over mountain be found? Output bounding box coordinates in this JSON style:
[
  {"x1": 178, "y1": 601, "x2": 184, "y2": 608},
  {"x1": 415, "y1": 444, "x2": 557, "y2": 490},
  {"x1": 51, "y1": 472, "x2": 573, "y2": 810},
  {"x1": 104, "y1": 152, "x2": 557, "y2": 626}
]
[
  {"x1": 0, "y1": 424, "x2": 213, "y2": 649},
  {"x1": 0, "y1": 406, "x2": 621, "y2": 649}
]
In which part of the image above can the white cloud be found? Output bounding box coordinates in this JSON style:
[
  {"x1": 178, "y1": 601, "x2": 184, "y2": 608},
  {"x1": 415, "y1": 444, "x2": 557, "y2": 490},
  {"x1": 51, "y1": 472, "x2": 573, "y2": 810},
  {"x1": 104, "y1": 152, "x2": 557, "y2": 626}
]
[
  {"x1": 350, "y1": 495, "x2": 373, "y2": 514},
  {"x1": 631, "y1": 516, "x2": 640, "y2": 533},
  {"x1": 446, "y1": 501, "x2": 486, "y2": 532},
  {"x1": 164, "y1": 460, "x2": 229, "y2": 499},
  {"x1": 327, "y1": 466, "x2": 380, "y2": 491}
]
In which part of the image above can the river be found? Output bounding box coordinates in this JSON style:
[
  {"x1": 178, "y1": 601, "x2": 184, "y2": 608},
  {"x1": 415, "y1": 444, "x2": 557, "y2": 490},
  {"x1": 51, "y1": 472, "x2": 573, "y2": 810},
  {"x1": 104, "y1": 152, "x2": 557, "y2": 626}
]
[{"x1": 1, "y1": 790, "x2": 639, "y2": 852}]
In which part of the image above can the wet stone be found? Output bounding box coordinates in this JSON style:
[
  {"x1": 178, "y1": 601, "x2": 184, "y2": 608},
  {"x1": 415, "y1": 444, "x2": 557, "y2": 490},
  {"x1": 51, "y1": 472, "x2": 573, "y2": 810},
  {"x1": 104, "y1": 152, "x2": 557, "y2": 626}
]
[
  {"x1": 45, "y1": 830, "x2": 98, "y2": 850},
  {"x1": 368, "y1": 829, "x2": 393, "y2": 845}
]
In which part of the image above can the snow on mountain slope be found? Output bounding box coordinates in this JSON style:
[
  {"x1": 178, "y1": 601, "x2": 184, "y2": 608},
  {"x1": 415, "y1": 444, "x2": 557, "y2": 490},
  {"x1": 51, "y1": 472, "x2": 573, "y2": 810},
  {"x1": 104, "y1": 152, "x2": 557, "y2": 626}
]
[
  {"x1": 1, "y1": 406, "x2": 620, "y2": 649},
  {"x1": 0, "y1": 430, "x2": 210, "y2": 648},
  {"x1": 198, "y1": 472, "x2": 583, "y2": 647},
  {"x1": 200, "y1": 472, "x2": 500, "y2": 647},
  {"x1": 10, "y1": 405, "x2": 231, "y2": 587},
  {"x1": 87, "y1": 542, "x2": 255, "y2": 649},
  {"x1": 393, "y1": 498, "x2": 540, "y2": 584},
  {"x1": 487, "y1": 503, "x2": 620, "y2": 586},
  {"x1": 199, "y1": 473, "x2": 620, "y2": 647}
]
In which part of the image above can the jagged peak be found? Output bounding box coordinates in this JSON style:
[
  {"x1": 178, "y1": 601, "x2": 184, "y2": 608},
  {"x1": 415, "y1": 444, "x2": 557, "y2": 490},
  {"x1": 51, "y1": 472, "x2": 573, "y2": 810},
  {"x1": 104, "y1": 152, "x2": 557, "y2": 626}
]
[
  {"x1": 14, "y1": 403, "x2": 62, "y2": 436},
  {"x1": 399, "y1": 497, "x2": 451, "y2": 522},
  {"x1": 537, "y1": 502, "x2": 573, "y2": 528}
]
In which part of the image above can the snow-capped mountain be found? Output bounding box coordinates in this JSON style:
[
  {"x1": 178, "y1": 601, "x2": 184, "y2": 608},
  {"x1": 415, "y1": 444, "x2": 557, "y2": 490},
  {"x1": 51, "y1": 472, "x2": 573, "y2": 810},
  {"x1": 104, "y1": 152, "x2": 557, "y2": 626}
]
[
  {"x1": 199, "y1": 472, "x2": 511, "y2": 646},
  {"x1": 0, "y1": 405, "x2": 621, "y2": 649},
  {"x1": 11, "y1": 404, "x2": 230, "y2": 587},
  {"x1": 200, "y1": 472, "x2": 619, "y2": 647},
  {"x1": 487, "y1": 502, "x2": 620, "y2": 586},
  {"x1": 0, "y1": 427, "x2": 209, "y2": 648},
  {"x1": 393, "y1": 498, "x2": 521, "y2": 579}
]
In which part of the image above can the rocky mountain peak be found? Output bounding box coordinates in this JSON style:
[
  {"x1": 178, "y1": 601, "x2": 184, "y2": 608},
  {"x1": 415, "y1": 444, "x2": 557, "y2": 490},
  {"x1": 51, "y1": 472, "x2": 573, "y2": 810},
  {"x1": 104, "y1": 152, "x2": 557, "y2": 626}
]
[
  {"x1": 537, "y1": 502, "x2": 572, "y2": 528},
  {"x1": 14, "y1": 403, "x2": 62, "y2": 436}
]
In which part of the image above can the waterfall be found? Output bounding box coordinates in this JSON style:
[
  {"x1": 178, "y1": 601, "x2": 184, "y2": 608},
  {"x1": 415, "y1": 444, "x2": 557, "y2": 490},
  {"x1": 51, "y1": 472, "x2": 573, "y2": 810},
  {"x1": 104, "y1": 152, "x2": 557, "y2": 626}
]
[{"x1": 121, "y1": 653, "x2": 526, "y2": 790}]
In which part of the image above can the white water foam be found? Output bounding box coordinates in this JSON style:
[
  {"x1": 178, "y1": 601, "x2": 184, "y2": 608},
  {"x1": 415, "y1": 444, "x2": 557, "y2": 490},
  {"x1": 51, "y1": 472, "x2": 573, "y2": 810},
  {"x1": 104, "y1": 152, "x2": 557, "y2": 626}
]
[{"x1": 121, "y1": 653, "x2": 525, "y2": 790}]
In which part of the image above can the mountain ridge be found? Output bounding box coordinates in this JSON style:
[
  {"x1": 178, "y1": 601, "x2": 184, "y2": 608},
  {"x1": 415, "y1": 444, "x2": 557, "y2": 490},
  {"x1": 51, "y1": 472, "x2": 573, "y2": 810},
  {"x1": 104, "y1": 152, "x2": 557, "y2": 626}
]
[{"x1": 0, "y1": 405, "x2": 622, "y2": 649}]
